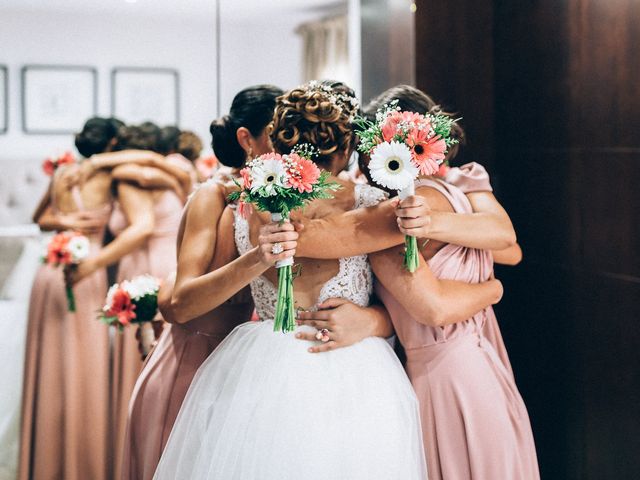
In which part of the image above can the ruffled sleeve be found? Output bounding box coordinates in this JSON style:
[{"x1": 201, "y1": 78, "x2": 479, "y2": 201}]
[{"x1": 444, "y1": 162, "x2": 493, "y2": 193}]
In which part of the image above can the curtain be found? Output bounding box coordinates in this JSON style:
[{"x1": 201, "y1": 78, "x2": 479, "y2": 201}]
[{"x1": 297, "y1": 15, "x2": 351, "y2": 85}]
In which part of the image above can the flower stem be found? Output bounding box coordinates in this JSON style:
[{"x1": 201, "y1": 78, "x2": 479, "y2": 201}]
[
  {"x1": 66, "y1": 285, "x2": 76, "y2": 312},
  {"x1": 273, "y1": 264, "x2": 296, "y2": 333},
  {"x1": 403, "y1": 235, "x2": 420, "y2": 273}
]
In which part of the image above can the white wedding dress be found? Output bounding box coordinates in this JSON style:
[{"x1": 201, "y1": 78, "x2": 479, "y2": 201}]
[{"x1": 154, "y1": 185, "x2": 427, "y2": 480}]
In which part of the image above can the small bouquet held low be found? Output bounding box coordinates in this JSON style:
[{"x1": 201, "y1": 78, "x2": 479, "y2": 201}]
[
  {"x1": 42, "y1": 151, "x2": 76, "y2": 176},
  {"x1": 42, "y1": 231, "x2": 90, "y2": 311},
  {"x1": 228, "y1": 146, "x2": 340, "y2": 333},
  {"x1": 354, "y1": 101, "x2": 459, "y2": 272},
  {"x1": 98, "y1": 274, "x2": 161, "y2": 356}
]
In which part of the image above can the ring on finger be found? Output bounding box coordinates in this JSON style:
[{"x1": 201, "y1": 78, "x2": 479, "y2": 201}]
[
  {"x1": 315, "y1": 328, "x2": 330, "y2": 343},
  {"x1": 271, "y1": 242, "x2": 284, "y2": 255}
]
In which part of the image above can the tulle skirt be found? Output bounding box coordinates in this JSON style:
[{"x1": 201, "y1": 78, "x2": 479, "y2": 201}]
[{"x1": 154, "y1": 320, "x2": 427, "y2": 480}]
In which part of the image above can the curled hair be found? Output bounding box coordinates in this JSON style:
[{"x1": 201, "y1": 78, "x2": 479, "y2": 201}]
[
  {"x1": 364, "y1": 85, "x2": 465, "y2": 161},
  {"x1": 176, "y1": 131, "x2": 203, "y2": 161},
  {"x1": 271, "y1": 81, "x2": 355, "y2": 168},
  {"x1": 75, "y1": 117, "x2": 124, "y2": 157},
  {"x1": 210, "y1": 85, "x2": 283, "y2": 168}
]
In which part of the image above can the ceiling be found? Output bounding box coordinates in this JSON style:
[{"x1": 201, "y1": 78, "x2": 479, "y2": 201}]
[{"x1": 1, "y1": 0, "x2": 345, "y2": 21}]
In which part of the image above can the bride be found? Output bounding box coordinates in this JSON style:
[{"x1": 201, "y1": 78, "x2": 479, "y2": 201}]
[{"x1": 155, "y1": 81, "x2": 493, "y2": 479}]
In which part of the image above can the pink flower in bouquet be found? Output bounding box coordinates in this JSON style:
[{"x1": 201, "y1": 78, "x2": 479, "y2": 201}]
[
  {"x1": 195, "y1": 155, "x2": 218, "y2": 179},
  {"x1": 42, "y1": 151, "x2": 75, "y2": 176},
  {"x1": 105, "y1": 288, "x2": 137, "y2": 326},
  {"x1": 237, "y1": 201, "x2": 253, "y2": 219},
  {"x1": 437, "y1": 163, "x2": 450, "y2": 177},
  {"x1": 46, "y1": 233, "x2": 73, "y2": 265},
  {"x1": 42, "y1": 158, "x2": 56, "y2": 176},
  {"x1": 407, "y1": 127, "x2": 447, "y2": 176},
  {"x1": 286, "y1": 153, "x2": 321, "y2": 193},
  {"x1": 240, "y1": 167, "x2": 253, "y2": 189},
  {"x1": 381, "y1": 111, "x2": 403, "y2": 142}
]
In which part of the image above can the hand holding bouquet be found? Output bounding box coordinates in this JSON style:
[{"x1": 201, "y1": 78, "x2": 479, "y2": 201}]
[
  {"x1": 42, "y1": 151, "x2": 76, "y2": 176},
  {"x1": 228, "y1": 146, "x2": 340, "y2": 333},
  {"x1": 98, "y1": 274, "x2": 161, "y2": 357},
  {"x1": 354, "y1": 101, "x2": 459, "y2": 272},
  {"x1": 43, "y1": 231, "x2": 90, "y2": 311}
]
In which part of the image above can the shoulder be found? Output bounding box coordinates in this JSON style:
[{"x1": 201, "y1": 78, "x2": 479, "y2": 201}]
[
  {"x1": 415, "y1": 182, "x2": 456, "y2": 213},
  {"x1": 187, "y1": 182, "x2": 227, "y2": 215}
]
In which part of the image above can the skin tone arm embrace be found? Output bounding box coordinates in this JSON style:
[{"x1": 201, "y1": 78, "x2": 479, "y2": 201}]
[
  {"x1": 161, "y1": 183, "x2": 298, "y2": 324},
  {"x1": 65, "y1": 182, "x2": 155, "y2": 285},
  {"x1": 296, "y1": 184, "x2": 506, "y2": 352}
]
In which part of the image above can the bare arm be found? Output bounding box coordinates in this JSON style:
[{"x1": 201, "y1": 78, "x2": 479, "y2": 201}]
[
  {"x1": 396, "y1": 189, "x2": 516, "y2": 250},
  {"x1": 166, "y1": 186, "x2": 297, "y2": 323},
  {"x1": 492, "y1": 243, "x2": 523, "y2": 265},
  {"x1": 32, "y1": 180, "x2": 53, "y2": 224},
  {"x1": 112, "y1": 165, "x2": 186, "y2": 202},
  {"x1": 90, "y1": 150, "x2": 192, "y2": 193},
  {"x1": 296, "y1": 199, "x2": 405, "y2": 258},
  {"x1": 371, "y1": 247, "x2": 503, "y2": 327}
]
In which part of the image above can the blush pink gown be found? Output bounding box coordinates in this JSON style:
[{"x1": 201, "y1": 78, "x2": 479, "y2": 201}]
[
  {"x1": 108, "y1": 189, "x2": 183, "y2": 479},
  {"x1": 19, "y1": 188, "x2": 113, "y2": 480},
  {"x1": 444, "y1": 162, "x2": 514, "y2": 376},
  {"x1": 121, "y1": 177, "x2": 252, "y2": 480},
  {"x1": 121, "y1": 300, "x2": 252, "y2": 480},
  {"x1": 376, "y1": 177, "x2": 539, "y2": 480}
]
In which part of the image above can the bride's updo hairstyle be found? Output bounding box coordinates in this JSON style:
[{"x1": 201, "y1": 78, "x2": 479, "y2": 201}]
[
  {"x1": 271, "y1": 80, "x2": 359, "y2": 170},
  {"x1": 75, "y1": 116, "x2": 125, "y2": 157},
  {"x1": 210, "y1": 85, "x2": 284, "y2": 168},
  {"x1": 364, "y1": 84, "x2": 465, "y2": 162}
]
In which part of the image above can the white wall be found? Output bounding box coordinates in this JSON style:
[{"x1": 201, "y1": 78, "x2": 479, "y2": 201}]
[
  {"x1": 218, "y1": 9, "x2": 314, "y2": 114},
  {"x1": 0, "y1": 7, "x2": 217, "y2": 161}
]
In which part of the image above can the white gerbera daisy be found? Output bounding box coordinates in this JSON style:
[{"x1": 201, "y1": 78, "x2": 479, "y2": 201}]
[
  {"x1": 67, "y1": 235, "x2": 90, "y2": 262},
  {"x1": 250, "y1": 158, "x2": 287, "y2": 196},
  {"x1": 123, "y1": 274, "x2": 159, "y2": 300},
  {"x1": 368, "y1": 141, "x2": 418, "y2": 191},
  {"x1": 104, "y1": 283, "x2": 120, "y2": 311}
]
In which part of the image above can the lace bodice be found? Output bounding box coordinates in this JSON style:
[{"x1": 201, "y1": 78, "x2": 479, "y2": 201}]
[{"x1": 233, "y1": 183, "x2": 387, "y2": 321}]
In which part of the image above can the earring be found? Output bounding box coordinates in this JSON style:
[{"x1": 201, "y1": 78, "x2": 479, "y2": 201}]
[{"x1": 247, "y1": 147, "x2": 254, "y2": 159}]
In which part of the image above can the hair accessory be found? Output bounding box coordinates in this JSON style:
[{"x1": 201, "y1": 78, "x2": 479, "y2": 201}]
[{"x1": 303, "y1": 80, "x2": 360, "y2": 122}]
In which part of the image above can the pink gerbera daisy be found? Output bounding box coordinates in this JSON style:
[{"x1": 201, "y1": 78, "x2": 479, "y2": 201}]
[
  {"x1": 240, "y1": 167, "x2": 252, "y2": 189},
  {"x1": 286, "y1": 153, "x2": 321, "y2": 193}
]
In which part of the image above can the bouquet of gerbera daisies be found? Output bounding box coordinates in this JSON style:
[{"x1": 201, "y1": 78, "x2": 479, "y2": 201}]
[
  {"x1": 98, "y1": 274, "x2": 160, "y2": 356},
  {"x1": 42, "y1": 151, "x2": 76, "y2": 176},
  {"x1": 354, "y1": 101, "x2": 459, "y2": 272},
  {"x1": 43, "y1": 231, "x2": 90, "y2": 311},
  {"x1": 228, "y1": 145, "x2": 340, "y2": 333}
]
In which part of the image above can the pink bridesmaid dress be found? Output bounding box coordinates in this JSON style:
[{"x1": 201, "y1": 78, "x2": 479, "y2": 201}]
[
  {"x1": 376, "y1": 177, "x2": 539, "y2": 480},
  {"x1": 108, "y1": 188, "x2": 183, "y2": 479},
  {"x1": 444, "y1": 162, "x2": 514, "y2": 376},
  {"x1": 121, "y1": 299, "x2": 252, "y2": 480},
  {"x1": 19, "y1": 188, "x2": 112, "y2": 480}
]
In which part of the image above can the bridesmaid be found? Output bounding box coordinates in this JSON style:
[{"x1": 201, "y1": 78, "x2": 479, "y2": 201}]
[
  {"x1": 120, "y1": 85, "x2": 283, "y2": 480},
  {"x1": 364, "y1": 85, "x2": 522, "y2": 374},
  {"x1": 84, "y1": 122, "x2": 188, "y2": 479},
  {"x1": 365, "y1": 89, "x2": 539, "y2": 479},
  {"x1": 18, "y1": 117, "x2": 165, "y2": 480}
]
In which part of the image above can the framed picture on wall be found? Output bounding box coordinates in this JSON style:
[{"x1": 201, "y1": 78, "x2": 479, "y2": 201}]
[
  {"x1": 111, "y1": 67, "x2": 180, "y2": 125},
  {"x1": 0, "y1": 65, "x2": 8, "y2": 134},
  {"x1": 21, "y1": 65, "x2": 97, "y2": 134}
]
